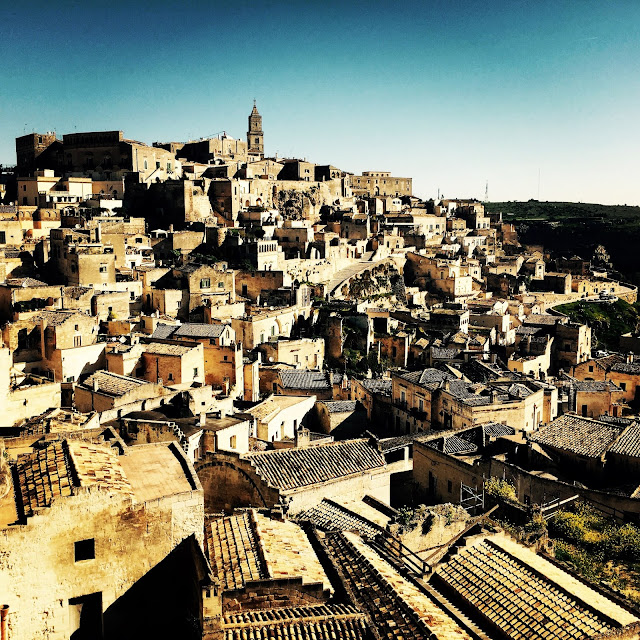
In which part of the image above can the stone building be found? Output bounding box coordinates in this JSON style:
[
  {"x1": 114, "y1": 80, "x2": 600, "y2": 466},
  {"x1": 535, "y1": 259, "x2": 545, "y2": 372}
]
[
  {"x1": 259, "y1": 336, "x2": 325, "y2": 369},
  {"x1": 350, "y1": 171, "x2": 412, "y2": 198},
  {"x1": 49, "y1": 227, "x2": 116, "y2": 289},
  {"x1": 391, "y1": 368, "x2": 556, "y2": 435},
  {"x1": 196, "y1": 438, "x2": 391, "y2": 514},
  {"x1": 152, "y1": 323, "x2": 243, "y2": 394},
  {"x1": 140, "y1": 340, "x2": 205, "y2": 386},
  {"x1": 74, "y1": 370, "x2": 165, "y2": 415},
  {"x1": 244, "y1": 394, "x2": 316, "y2": 443},
  {"x1": 247, "y1": 101, "x2": 264, "y2": 158},
  {"x1": 314, "y1": 400, "x2": 368, "y2": 436},
  {"x1": 0, "y1": 439, "x2": 205, "y2": 640}
]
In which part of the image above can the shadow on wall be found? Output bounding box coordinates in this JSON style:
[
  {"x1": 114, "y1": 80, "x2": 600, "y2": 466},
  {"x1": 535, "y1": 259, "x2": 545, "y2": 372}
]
[{"x1": 102, "y1": 535, "x2": 207, "y2": 640}]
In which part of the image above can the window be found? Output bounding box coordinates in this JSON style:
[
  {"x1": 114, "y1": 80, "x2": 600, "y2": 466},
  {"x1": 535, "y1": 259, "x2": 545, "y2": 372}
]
[
  {"x1": 230, "y1": 435, "x2": 237, "y2": 449},
  {"x1": 217, "y1": 281, "x2": 224, "y2": 288},
  {"x1": 143, "y1": 159, "x2": 148, "y2": 170},
  {"x1": 74, "y1": 538, "x2": 95, "y2": 562},
  {"x1": 156, "y1": 161, "x2": 161, "y2": 169},
  {"x1": 167, "y1": 373, "x2": 174, "y2": 381},
  {"x1": 620, "y1": 382, "x2": 627, "y2": 391},
  {"x1": 200, "y1": 278, "x2": 211, "y2": 288},
  {"x1": 74, "y1": 335, "x2": 82, "y2": 347},
  {"x1": 223, "y1": 355, "x2": 228, "y2": 361},
  {"x1": 99, "y1": 264, "x2": 107, "y2": 273},
  {"x1": 447, "y1": 480, "x2": 453, "y2": 493},
  {"x1": 193, "y1": 368, "x2": 198, "y2": 377},
  {"x1": 0, "y1": 232, "x2": 5, "y2": 244},
  {"x1": 588, "y1": 366, "x2": 594, "y2": 372},
  {"x1": 135, "y1": 237, "x2": 143, "y2": 243},
  {"x1": 581, "y1": 405, "x2": 588, "y2": 416},
  {"x1": 167, "y1": 162, "x2": 172, "y2": 172}
]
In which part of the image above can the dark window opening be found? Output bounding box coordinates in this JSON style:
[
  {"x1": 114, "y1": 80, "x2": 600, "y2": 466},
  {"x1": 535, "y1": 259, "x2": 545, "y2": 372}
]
[{"x1": 74, "y1": 538, "x2": 95, "y2": 562}]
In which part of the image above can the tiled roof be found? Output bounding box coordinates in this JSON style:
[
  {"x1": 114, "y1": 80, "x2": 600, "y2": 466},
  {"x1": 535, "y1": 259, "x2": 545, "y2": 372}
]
[
  {"x1": 506, "y1": 383, "x2": 534, "y2": 398},
  {"x1": 221, "y1": 604, "x2": 369, "y2": 640},
  {"x1": 15, "y1": 442, "x2": 74, "y2": 518},
  {"x1": 325, "y1": 531, "x2": 472, "y2": 639},
  {"x1": 609, "y1": 425, "x2": 640, "y2": 457},
  {"x1": 174, "y1": 323, "x2": 226, "y2": 339},
  {"x1": 398, "y1": 368, "x2": 455, "y2": 390},
  {"x1": 611, "y1": 361, "x2": 640, "y2": 374},
  {"x1": 206, "y1": 511, "x2": 331, "y2": 594},
  {"x1": 63, "y1": 286, "x2": 92, "y2": 299},
  {"x1": 529, "y1": 414, "x2": 623, "y2": 458},
  {"x1": 34, "y1": 310, "x2": 79, "y2": 326},
  {"x1": 151, "y1": 323, "x2": 177, "y2": 339},
  {"x1": 153, "y1": 322, "x2": 227, "y2": 339},
  {"x1": 322, "y1": 400, "x2": 357, "y2": 413},
  {"x1": 206, "y1": 512, "x2": 266, "y2": 590},
  {"x1": 143, "y1": 342, "x2": 195, "y2": 356},
  {"x1": 360, "y1": 378, "x2": 392, "y2": 396},
  {"x1": 575, "y1": 380, "x2": 622, "y2": 392},
  {"x1": 244, "y1": 440, "x2": 385, "y2": 491},
  {"x1": 431, "y1": 347, "x2": 461, "y2": 359},
  {"x1": 279, "y1": 370, "x2": 331, "y2": 391},
  {"x1": 254, "y1": 512, "x2": 331, "y2": 592},
  {"x1": 5, "y1": 277, "x2": 50, "y2": 287},
  {"x1": 67, "y1": 442, "x2": 133, "y2": 496},
  {"x1": 15, "y1": 440, "x2": 132, "y2": 519},
  {"x1": 594, "y1": 354, "x2": 624, "y2": 370},
  {"x1": 433, "y1": 540, "x2": 613, "y2": 640},
  {"x1": 378, "y1": 434, "x2": 416, "y2": 452},
  {"x1": 427, "y1": 435, "x2": 478, "y2": 455},
  {"x1": 82, "y1": 371, "x2": 150, "y2": 396},
  {"x1": 295, "y1": 499, "x2": 383, "y2": 539},
  {"x1": 482, "y1": 422, "x2": 516, "y2": 438}
]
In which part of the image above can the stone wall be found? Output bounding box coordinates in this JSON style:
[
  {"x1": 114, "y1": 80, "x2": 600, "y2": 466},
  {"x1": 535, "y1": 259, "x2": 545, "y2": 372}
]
[{"x1": 0, "y1": 483, "x2": 203, "y2": 640}]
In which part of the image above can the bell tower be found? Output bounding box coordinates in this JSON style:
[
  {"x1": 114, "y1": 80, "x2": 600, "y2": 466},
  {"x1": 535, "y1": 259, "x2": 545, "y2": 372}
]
[{"x1": 247, "y1": 100, "x2": 264, "y2": 158}]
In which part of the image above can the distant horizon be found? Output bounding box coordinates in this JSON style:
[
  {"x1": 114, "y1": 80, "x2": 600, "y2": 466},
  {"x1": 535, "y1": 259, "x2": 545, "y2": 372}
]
[{"x1": 2, "y1": 0, "x2": 638, "y2": 206}]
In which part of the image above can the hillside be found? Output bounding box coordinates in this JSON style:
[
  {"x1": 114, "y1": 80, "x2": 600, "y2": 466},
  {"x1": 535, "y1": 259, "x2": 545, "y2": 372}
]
[
  {"x1": 485, "y1": 201, "x2": 640, "y2": 287},
  {"x1": 485, "y1": 200, "x2": 640, "y2": 223},
  {"x1": 554, "y1": 299, "x2": 640, "y2": 350}
]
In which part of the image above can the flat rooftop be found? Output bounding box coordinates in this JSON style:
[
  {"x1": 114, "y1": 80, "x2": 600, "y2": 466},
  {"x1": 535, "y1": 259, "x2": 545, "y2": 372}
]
[{"x1": 119, "y1": 442, "x2": 199, "y2": 503}]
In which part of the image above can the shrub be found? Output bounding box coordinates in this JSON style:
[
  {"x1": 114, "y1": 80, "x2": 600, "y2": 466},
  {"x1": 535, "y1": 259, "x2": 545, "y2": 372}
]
[{"x1": 484, "y1": 477, "x2": 517, "y2": 501}]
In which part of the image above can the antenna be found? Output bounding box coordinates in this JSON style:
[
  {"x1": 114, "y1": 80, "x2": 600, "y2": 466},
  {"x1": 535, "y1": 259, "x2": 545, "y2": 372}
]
[{"x1": 484, "y1": 180, "x2": 489, "y2": 203}]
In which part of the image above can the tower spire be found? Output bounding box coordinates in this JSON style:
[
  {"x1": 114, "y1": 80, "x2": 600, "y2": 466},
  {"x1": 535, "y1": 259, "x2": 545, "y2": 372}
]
[{"x1": 247, "y1": 101, "x2": 264, "y2": 158}]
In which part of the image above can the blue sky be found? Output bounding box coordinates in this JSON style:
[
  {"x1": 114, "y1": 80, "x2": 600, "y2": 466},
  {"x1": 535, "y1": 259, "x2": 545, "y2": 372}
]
[{"x1": 1, "y1": 0, "x2": 639, "y2": 204}]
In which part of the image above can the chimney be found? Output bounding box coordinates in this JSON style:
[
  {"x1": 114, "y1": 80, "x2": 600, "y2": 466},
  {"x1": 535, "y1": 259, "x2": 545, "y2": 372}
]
[
  {"x1": 92, "y1": 378, "x2": 99, "y2": 392},
  {"x1": 169, "y1": 224, "x2": 174, "y2": 234},
  {"x1": 199, "y1": 412, "x2": 206, "y2": 427},
  {"x1": 295, "y1": 427, "x2": 311, "y2": 448},
  {"x1": 628, "y1": 352, "x2": 634, "y2": 364}
]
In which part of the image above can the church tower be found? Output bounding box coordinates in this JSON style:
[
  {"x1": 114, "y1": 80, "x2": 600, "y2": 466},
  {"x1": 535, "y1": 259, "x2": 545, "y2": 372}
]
[{"x1": 247, "y1": 100, "x2": 264, "y2": 158}]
